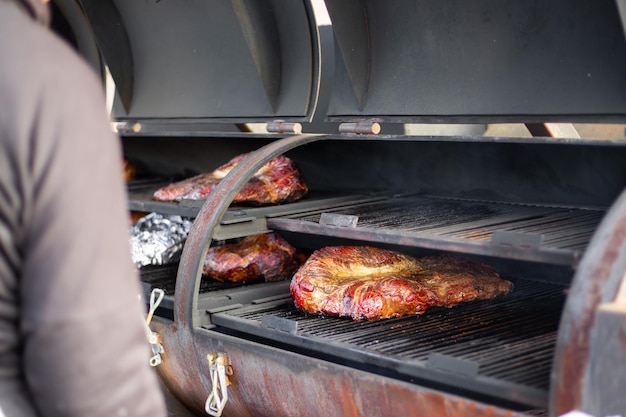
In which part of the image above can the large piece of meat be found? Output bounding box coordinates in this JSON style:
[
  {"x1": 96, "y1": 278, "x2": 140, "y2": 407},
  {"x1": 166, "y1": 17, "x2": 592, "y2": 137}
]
[
  {"x1": 203, "y1": 232, "x2": 302, "y2": 283},
  {"x1": 153, "y1": 153, "x2": 308, "y2": 205},
  {"x1": 290, "y1": 246, "x2": 514, "y2": 320}
]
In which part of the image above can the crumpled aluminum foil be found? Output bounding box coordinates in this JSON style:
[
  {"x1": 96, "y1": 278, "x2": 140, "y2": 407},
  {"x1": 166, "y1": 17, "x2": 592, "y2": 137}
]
[{"x1": 130, "y1": 212, "x2": 193, "y2": 267}]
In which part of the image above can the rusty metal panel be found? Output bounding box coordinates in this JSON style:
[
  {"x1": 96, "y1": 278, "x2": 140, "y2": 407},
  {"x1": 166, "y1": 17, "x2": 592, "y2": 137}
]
[
  {"x1": 551, "y1": 188, "x2": 626, "y2": 415},
  {"x1": 152, "y1": 318, "x2": 533, "y2": 417},
  {"x1": 151, "y1": 318, "x2": 209, "y2": 416},
  {"x1": 582, "y1": 302, "x2": 626, "y2": 416}
]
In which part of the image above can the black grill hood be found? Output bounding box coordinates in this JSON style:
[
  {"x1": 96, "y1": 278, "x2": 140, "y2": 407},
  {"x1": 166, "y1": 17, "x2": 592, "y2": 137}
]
[
  {"x1": 62, "y1": 0, "x2": 626, "y2": 127},
  {"x1": 75, "y1": 0, "x2": 321, "y2": 123},
  {"x1": 324, "y1": 0, "x2": 626, "y2": 124}
]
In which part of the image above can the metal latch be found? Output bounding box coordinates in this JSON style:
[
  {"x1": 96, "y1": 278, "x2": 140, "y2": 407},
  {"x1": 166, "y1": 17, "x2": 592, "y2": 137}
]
[
  {"x1": 205, "y1": 353, "x2": 233, "y2": 417},
  {"x1": 144, "y1": 288, "x2": 165, "y2": 367}
]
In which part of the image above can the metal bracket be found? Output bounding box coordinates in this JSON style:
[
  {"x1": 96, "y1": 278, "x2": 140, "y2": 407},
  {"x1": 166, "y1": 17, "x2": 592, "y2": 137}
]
[
  {"x1": 205, "y1": 353, "x2": 233, "y2": 417},
  {"x1": 426, "y1": 352, "x2": 479, "y2": 378},
  {"x1": 261, "y1": 315, "x2": 298, "y2": 335},
  {"x1": 319, "y1": 213, "x2": 359, "y2": 228},
  {"x1": 212, "y1": 217, "x2": 269, "y2": 241},
  {"x1": 491, "y1": 230, "x2": 543, "y2": 250},
  {"x1": 178, "y1": 198, "x2": 206, "y2": 210}
]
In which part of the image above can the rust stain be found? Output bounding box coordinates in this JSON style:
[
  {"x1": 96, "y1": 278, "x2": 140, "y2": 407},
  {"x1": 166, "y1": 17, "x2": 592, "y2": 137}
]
[
  {"x1": 552, "y1": 192, "x2": 626, "y2": 415},
  {"x1": 155, "y1": 321, "x2": 535, "y2": 417}
]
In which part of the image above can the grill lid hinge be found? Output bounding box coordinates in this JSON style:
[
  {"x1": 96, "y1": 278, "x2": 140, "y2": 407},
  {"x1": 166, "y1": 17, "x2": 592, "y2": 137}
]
[
  {"x1": 266, "y1": 120, "x2": 302, "y2": 134},
  {"x1": 338, "y1": 119, "x2": 382, "y2": 135},
  {"x1": 113, "y1": 121, "x2": 142, "y2": 134}
]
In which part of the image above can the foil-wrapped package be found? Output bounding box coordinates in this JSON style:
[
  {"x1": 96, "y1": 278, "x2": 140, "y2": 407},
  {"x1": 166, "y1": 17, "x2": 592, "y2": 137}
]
[{"x1": 130, "y1": 212, "x2": 193, "y2": 267}]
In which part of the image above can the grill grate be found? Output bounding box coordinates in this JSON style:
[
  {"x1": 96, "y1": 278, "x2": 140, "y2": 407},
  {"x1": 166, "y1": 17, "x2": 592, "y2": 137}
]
[
  {"x1": 211, "y1": 278, "x2": 565, "y2": 408},
  {"x1": 268, "y1": 195, "x2": 605, "y2": 266},
  {"x1": 286, "y1": 196, "x2": 602, "y2": 250},
  {"x1": 140, "y1": 264, "x2": 246, "y2": 296}
]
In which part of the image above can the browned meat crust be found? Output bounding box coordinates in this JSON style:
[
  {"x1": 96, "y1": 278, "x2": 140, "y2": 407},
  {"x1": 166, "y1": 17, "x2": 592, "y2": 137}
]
[
  {"x1": 203, "y1": 232, "x2": 302, "y2": 283},
  {"x1": 153, "y1": 153, "x2": 308, "y2": 205},
  {"x1": 290, "y1": 246, "x2": 514, "y2": 320}
]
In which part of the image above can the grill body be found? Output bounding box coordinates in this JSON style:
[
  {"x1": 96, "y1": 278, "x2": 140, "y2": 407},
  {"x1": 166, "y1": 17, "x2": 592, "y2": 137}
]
[{"x1": 134, "y1": 135, "x2": 626, "y2": 416}]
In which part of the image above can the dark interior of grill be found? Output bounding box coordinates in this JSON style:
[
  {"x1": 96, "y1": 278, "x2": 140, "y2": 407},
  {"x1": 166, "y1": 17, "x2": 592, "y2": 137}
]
[{"x1": 126, "y1": 134, "x2": 626, "y2": 413}]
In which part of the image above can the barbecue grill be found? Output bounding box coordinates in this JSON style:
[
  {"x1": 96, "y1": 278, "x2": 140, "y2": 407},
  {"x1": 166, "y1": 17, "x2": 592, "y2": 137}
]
[{"x1": 51, "y1": 0, "x2": 626, "y2": 416}]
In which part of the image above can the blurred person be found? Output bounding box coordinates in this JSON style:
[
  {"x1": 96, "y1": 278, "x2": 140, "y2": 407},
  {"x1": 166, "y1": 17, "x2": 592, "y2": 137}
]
[{"x1": 0, "y1": 0, "x2": 168, "y2": 416}]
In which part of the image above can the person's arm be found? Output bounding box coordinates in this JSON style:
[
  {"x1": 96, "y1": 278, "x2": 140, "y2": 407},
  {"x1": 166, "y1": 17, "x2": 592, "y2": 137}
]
[{"x1": 18, "y1": 21, "x2": 167, "y2": 417}]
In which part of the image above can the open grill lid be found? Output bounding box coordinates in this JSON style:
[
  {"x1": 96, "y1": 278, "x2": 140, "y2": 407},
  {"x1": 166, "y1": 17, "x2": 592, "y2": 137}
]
[
  {"x1": 323, "y1": 0, "x2": 626, "y2": 124},
  {"x1": 77, "y1": 0, "x2": 321, "y2": 123}
]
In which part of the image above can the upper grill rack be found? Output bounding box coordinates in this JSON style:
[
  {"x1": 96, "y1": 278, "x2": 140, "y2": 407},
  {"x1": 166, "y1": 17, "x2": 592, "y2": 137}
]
[{"x1": 267, "y1": 194, "x2": 605, "y2": 267}]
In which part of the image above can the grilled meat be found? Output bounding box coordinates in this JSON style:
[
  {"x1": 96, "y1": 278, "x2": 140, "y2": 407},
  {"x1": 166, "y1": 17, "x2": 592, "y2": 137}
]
[
  {"x1": 290, "y1": 246, "x2": 514, "y2": 320},
  {"x1": 153, "y1": 153, "x2": 308, "y2": 205},
  {"x1": 203, "y1": 232, "x2": 302, "y2": 283},
  {"x1": 123, "y1": 158, "x2": 136, "y2": 182}
]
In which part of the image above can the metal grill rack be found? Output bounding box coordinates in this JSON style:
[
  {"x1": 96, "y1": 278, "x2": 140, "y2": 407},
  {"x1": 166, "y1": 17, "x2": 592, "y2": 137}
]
[
  {"x1": 268, "y1": 195, "x2": 605, "y2": 267},
  {"x1": 208, "y1": 278, "x2": 565, "y2": 409}
]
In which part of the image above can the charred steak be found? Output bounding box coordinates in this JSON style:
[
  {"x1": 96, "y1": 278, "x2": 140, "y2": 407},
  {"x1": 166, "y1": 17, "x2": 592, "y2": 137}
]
[
  {"x1": 153, "y1": 153, "x2": 308, "y2": 205},
  {"x1": 290, "y1": 246, "x2": 514, "y2": 320},
  {"x1": 203, "y1": 232, "x2": 301, "y2": 283}
]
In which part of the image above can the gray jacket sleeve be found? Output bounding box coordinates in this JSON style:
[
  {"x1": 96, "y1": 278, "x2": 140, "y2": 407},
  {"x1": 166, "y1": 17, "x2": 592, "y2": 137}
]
[{"x1": 0, "y1": 3, "x2": 167, "y2": 416}]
